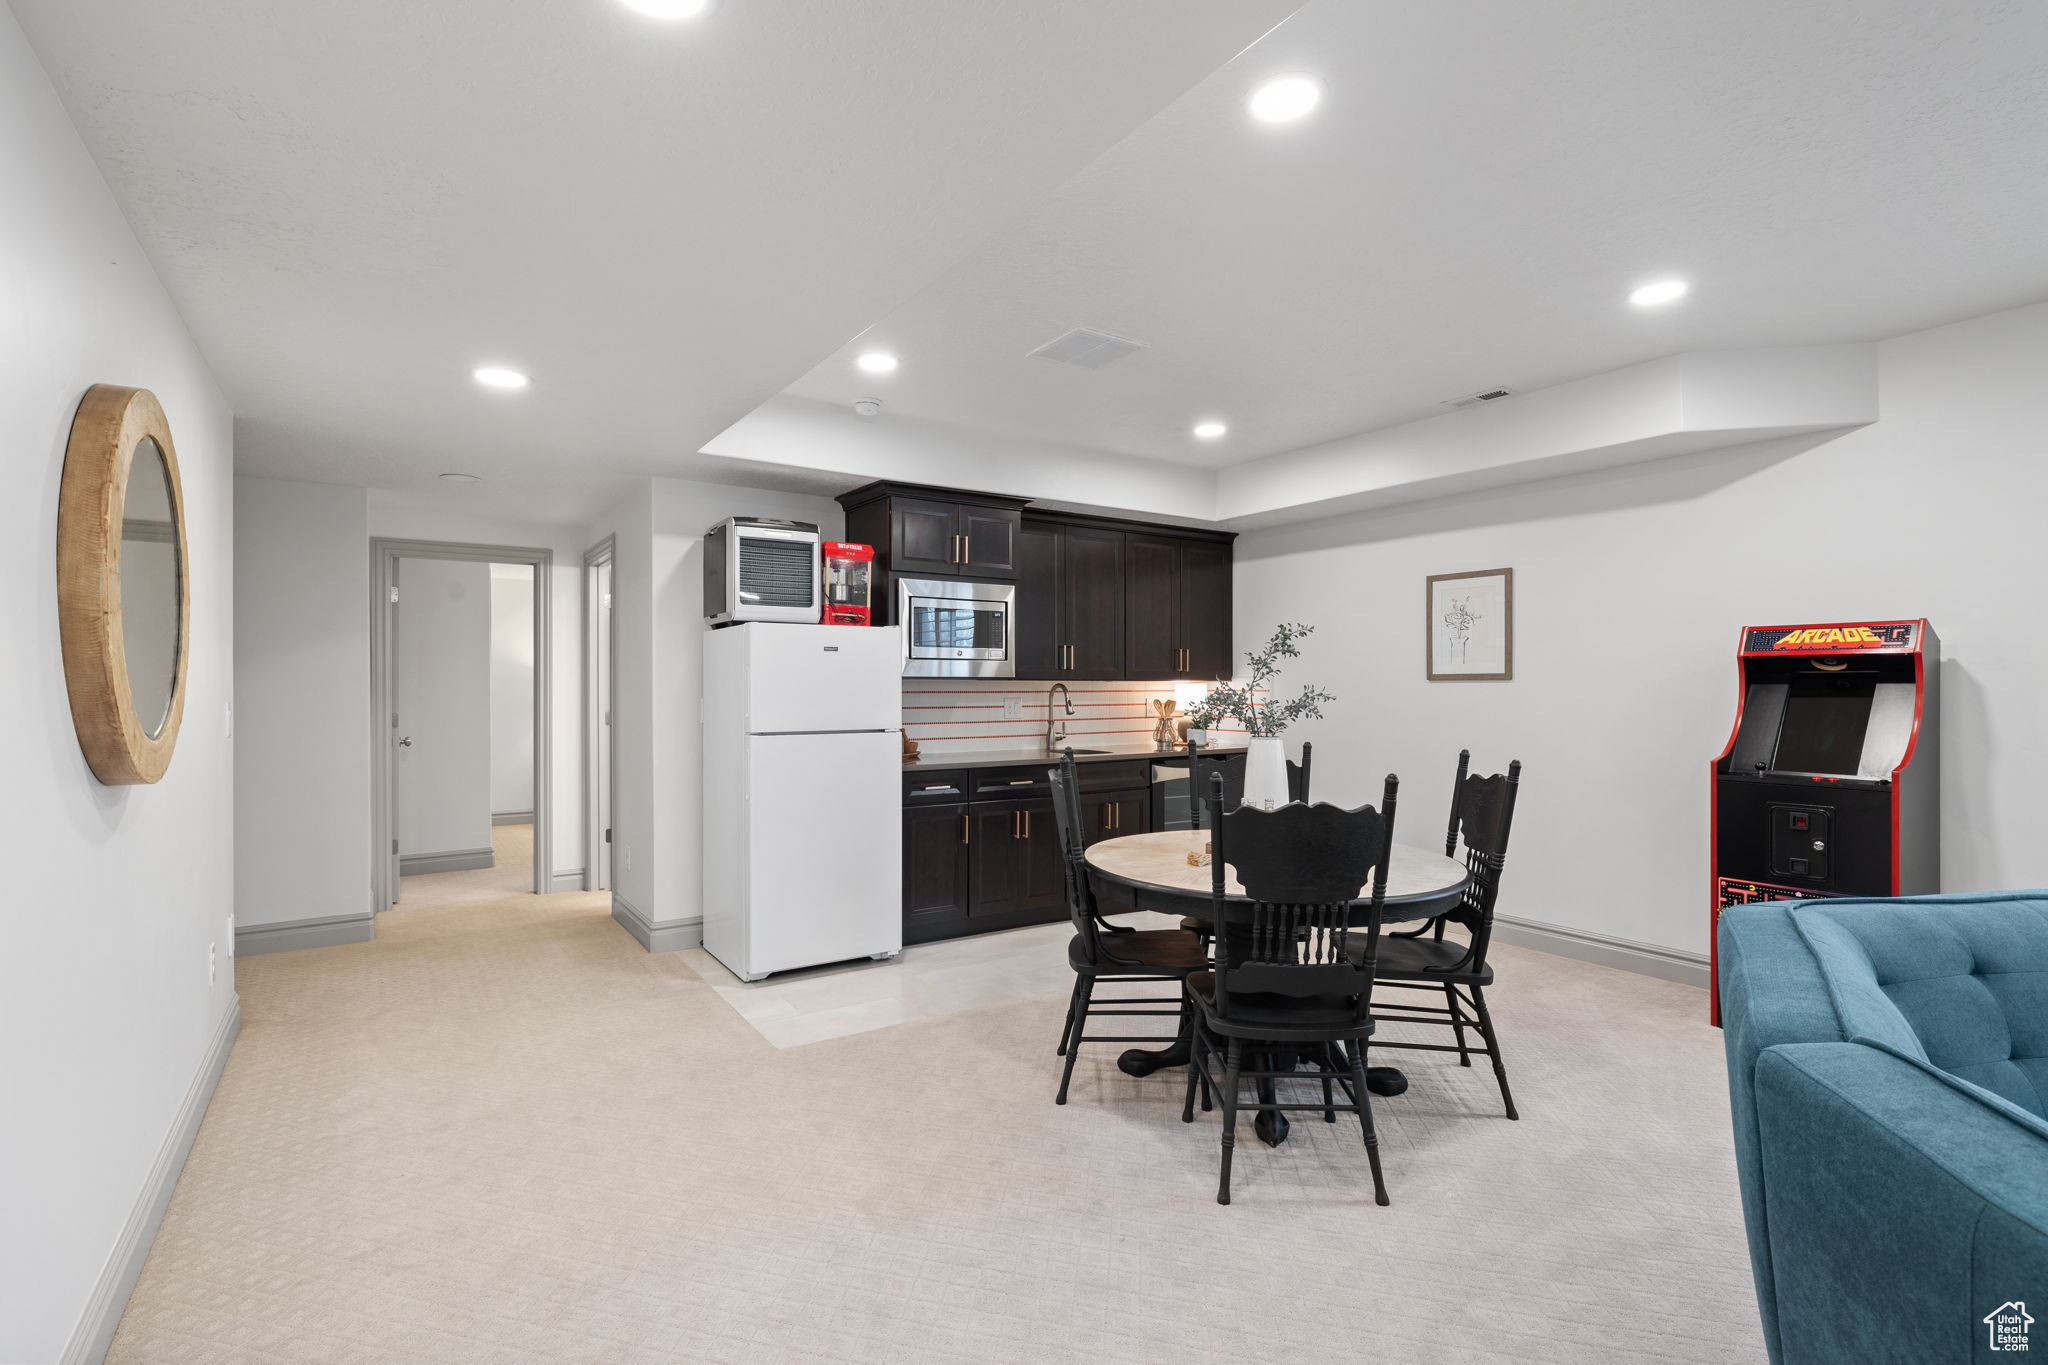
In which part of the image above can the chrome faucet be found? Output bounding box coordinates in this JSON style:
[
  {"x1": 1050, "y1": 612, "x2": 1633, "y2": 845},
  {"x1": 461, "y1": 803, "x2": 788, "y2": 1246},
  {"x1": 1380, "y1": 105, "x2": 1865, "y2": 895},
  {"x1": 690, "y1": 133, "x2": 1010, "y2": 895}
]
[{"x1": 1045, "y1": 682, "x2": 1074, "y2": 751}]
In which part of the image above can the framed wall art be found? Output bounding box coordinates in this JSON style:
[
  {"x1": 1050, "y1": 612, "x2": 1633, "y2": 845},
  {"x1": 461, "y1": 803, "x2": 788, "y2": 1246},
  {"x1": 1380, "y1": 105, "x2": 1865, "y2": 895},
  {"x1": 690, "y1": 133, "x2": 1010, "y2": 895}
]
[{"x1": 1426, "y1": 567, "x2": 1512, "y2": 681}]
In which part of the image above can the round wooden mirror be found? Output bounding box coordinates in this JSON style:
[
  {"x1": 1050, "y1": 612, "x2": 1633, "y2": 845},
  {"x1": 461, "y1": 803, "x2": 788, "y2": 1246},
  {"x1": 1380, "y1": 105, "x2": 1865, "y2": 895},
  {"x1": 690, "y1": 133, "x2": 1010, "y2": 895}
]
[{"x1": 58, "y1": 385, "x2": 191, "y2": 784}]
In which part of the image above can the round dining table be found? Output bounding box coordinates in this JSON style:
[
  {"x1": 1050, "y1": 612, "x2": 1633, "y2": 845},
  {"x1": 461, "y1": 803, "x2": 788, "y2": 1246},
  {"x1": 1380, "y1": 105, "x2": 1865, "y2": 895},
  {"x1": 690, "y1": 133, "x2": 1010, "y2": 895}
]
[{"x1": 1083, "y1": 827, "x2": 1472, "y2": 1145}]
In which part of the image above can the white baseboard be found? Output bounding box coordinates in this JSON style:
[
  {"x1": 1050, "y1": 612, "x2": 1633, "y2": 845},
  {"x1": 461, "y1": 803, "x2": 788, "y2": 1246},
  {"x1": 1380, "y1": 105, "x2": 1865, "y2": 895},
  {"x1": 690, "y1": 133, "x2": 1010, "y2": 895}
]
[
  {"x1": 548, "y1": 869, "x2": 587, "y2": 894},
  {"x1": 491, "y1": 810, "x2": 534, "y2": 826},
  {"x1": 399, "y1": 846, "x2": 494, "y2": 876},
  {"x1": 61, "y1": 996, "x2": 241, "y2": 1365},
  {"x1": 236, "y1": 913, "x2": 377, "y2": 955},
  {"x1": 1491, "y1": 914, "x2": 1709, "y2": 989},
  {"x1": 611, "y1": 892, "x2": 702, "y2": 953}
]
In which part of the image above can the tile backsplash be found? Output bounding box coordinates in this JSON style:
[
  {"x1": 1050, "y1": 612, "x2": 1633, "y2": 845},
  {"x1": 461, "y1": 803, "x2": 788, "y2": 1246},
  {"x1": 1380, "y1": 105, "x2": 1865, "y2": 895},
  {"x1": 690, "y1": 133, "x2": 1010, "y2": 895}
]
[{"x1": 902, "y1": 678, "x2": 1239, "y2": 756}]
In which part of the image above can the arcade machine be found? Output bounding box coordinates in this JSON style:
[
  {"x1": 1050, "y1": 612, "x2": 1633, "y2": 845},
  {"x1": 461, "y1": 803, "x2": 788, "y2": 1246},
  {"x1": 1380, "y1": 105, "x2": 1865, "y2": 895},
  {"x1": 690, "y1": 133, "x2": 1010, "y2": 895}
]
[{"x1": 1709, "y1": 619, "x2": 1940, "y2": 1022}]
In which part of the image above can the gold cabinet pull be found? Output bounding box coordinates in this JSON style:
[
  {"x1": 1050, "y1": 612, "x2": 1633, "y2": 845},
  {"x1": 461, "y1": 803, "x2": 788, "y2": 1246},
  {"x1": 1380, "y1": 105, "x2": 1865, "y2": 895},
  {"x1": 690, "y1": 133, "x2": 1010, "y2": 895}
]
[
  {"x1": 961, "y1": 814, "x2": 970, "y2": 844},
  {"x1": 1023, "y1": 811, "x2": 1032, "y2": 838}
]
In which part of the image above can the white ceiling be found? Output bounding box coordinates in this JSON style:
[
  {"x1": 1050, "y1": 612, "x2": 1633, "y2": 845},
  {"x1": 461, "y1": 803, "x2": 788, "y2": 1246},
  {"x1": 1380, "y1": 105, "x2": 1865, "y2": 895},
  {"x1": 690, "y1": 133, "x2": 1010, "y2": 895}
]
[
  {"x1": 12, "y1": 0, "x2": 1298, "y2": 521},
  {"x1": 783, "y1": 0, "x2": 2048, "y2": 470}
]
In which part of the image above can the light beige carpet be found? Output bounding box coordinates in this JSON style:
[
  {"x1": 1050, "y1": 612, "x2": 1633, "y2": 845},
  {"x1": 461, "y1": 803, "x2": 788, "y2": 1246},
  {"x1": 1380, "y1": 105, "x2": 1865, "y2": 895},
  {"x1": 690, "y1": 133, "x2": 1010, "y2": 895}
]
[{"x1": 110, "y1": 876, "x2": 1766, "y2": 1365}]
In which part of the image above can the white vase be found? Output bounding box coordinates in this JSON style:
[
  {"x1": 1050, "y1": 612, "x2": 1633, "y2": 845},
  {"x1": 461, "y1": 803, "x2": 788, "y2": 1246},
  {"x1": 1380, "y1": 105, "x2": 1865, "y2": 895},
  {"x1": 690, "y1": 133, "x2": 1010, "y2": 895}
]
[
  {"x1": 1186, "y1": 728, "x2": 1209, "y2": 748},
  {"x1": 1242, "y1": 735, "x2": 1290, "y2": 811}
]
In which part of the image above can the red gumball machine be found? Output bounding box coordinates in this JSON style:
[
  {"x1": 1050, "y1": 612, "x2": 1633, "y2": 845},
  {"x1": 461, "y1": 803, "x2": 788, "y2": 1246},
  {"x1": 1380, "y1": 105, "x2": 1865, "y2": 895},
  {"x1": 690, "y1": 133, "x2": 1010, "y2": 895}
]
[{"x1": 821, "y1": 542, "x2": 875, "y2": 625}]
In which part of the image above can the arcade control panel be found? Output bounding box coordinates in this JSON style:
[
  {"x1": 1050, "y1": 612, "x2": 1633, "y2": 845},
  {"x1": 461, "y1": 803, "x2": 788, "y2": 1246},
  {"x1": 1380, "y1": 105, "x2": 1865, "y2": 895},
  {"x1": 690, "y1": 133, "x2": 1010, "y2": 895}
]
[{"x1": 1709, "y1": 619, "x2": 1940, "y2": 1022}]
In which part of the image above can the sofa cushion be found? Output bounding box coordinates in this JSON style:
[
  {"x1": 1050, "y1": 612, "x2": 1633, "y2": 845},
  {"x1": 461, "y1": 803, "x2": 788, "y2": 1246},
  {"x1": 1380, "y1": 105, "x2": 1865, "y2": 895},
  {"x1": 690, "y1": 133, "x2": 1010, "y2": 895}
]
[{"x1": 1792, "y1": 894, "x2": 2048, "y2": 1119}]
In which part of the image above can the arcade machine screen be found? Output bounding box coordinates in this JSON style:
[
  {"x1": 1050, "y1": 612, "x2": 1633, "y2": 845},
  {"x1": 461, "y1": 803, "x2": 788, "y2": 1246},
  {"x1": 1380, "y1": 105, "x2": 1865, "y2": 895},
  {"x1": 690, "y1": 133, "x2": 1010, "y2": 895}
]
[{"x1": 1772, "y1": 681, "x2": 1874, "y2": 776}]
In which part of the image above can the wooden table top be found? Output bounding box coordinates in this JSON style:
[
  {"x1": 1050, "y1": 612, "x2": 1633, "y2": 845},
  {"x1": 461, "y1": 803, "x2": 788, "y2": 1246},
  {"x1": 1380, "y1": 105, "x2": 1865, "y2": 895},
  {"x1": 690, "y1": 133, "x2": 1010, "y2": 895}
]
[{"x1": 1084, "y1": 828, "x2": 1469, "y2": 906}]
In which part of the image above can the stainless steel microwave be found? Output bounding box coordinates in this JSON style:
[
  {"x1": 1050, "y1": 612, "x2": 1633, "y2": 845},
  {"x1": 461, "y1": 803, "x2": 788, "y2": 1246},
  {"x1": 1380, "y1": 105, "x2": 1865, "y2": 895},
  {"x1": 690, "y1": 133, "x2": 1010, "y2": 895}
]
[{"x1": 897, "y1": 576, "x2": 1015, "y2": 678}]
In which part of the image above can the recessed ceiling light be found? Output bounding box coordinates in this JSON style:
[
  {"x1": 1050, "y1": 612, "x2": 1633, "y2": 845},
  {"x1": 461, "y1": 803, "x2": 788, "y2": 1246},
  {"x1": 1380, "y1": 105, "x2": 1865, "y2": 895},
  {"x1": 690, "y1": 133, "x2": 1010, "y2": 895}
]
[
  {"x1": 472, "y1": 366, "x2": 529, "y2": 390},
  {"x1": 619, "y1": 0, "x2": 712, "y2": 18},
  {"x1": 439, "y1": 473, "x2": 482, "y2": 483},
  {"x1": 1192, "y1": 420, "x2": 1228, "y2": 440},
  {"x1": 1629, "y1": 279, "x2": 1689, "y2": 307},
  {"x1": 856, "y1": 351, "x2": 899, "y2": 375},
  {"x1": 1249, "y1": 74, "x2": 1321, "y2": 124}
]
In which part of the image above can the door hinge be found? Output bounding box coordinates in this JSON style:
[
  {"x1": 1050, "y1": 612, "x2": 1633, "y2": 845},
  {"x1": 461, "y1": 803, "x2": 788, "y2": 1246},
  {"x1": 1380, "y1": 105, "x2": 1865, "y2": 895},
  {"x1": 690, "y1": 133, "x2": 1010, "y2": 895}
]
[
  {"x1": 392, "y1": 838, "x2": 399, "y2": 854},
  {"x1": 389, "y1": 586, "x2": 399, "y2": 604},
  {"x1": 604, "y1": 828, "x2": 612, "y2": 843}
]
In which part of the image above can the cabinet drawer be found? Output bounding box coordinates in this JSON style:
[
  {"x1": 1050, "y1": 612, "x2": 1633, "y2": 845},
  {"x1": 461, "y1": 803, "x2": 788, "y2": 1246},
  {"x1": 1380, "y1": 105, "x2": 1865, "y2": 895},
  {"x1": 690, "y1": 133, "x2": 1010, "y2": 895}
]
[
  {"x1": 1077, "y1": 759, "x2": 1151, "y2": 793},
  {"x1": 903, "y1": 770, "x2": 970, "y2": 805},
  {"x1": 971, "y1": 768, "x2": 1053, "y2": 800}
]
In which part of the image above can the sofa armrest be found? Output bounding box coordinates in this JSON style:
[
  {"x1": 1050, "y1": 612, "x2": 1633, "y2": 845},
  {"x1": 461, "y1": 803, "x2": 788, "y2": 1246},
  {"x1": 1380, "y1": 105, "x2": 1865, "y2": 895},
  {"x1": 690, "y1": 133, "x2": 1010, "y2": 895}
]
[
  {"x1": 1754, "y1": 1043, "x2": 2048, "y2": 1364},
  {"x1": 1719, "y1": 906, "x2": 1848, "y2": 1362}
]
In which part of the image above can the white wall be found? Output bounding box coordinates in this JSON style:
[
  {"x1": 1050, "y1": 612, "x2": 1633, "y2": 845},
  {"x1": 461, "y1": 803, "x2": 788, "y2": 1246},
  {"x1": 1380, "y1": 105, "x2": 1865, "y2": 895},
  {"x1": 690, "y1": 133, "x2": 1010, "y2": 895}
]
[
  {"x1": 489, "y1": 564, "x2": 535, "y2": 817},
  {"x1": 0, "y1": 7, "x2": 237, "y2": 1360},
  {"x1": 1233, "y1": 299, "x2": 2048, "y2": 961},
  {"x1": 234, "y1": 476, "x2": 371, "y2": 931},
  {"x1": 395, "y1": 558, "x2": 492, "y2": 862},
  {"x1": 366, "y1": 498, "x2": 586, "y2": 885}
]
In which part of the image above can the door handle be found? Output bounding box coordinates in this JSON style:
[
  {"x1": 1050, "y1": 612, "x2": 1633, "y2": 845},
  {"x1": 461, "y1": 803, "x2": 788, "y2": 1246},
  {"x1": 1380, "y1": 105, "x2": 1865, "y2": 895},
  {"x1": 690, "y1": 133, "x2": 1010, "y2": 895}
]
[
  {"x1": 1024, "y1": 811, "x2": 1032, "y2": 839},
  {"x1": 397, "y1": 736, "x2": 413, "y2": 747},
  {"x1": 961, "y1": 814, "x2": 970, "y2": 845},
  {"x1": 1002, "y1": 778, "x2": 1035, "y2": 786}
]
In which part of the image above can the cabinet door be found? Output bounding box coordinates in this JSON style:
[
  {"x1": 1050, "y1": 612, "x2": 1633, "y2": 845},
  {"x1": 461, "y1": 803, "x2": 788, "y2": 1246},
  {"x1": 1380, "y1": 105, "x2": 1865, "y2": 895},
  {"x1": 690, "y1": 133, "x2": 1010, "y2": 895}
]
[
  {"x1": 958, "y1": 505, "x2": 1021, "y2": 578},
  {"x1": 1014, "y1": 521, "x2": 1060, "y2": 679},
  {"x1": 893, "y1": 497, "x2": 963, "y2": 577},
  {"x1": 968, "y1": 799, "x2": 1065, "y2": 919},
  {"x1": 1013, "y1": 799, "x2": 1067, "y2": 917},
  {"x1": 1059, "y1": 526, "x2": 1124, "y2": 680},
  {"x1": 903, "y1": 804, "x2": 970, "y2": 936},
  {"x1": 1179, "y1": 539, "x2": 1233, "y2": 680},
  {"x1": 968, "y1": 803, "x2": 1027, "y2": 918},
  {"x1": 1105, "y1": 788, "x2": 1150, "y2": 838},
  {"x1": 1123, "y1": 534, "x2": 1181, "y2": 678}
]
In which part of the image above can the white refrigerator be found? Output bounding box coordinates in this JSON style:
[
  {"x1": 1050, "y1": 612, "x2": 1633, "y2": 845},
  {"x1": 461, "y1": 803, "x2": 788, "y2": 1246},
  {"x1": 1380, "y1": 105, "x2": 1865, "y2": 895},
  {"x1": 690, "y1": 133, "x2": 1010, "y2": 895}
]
[{"x1": 702, "y1": 623, "x2": 903, "y2": 981}]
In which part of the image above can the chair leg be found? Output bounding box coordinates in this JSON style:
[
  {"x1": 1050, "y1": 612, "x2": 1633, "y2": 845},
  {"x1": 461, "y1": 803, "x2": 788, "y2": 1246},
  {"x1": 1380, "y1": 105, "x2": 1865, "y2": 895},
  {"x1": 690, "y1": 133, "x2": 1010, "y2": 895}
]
[
  {"x1": 1217, "y1": 1038, "x2": 1244, "y2": 1205},
  {"x1": 1349, "y1": 1051, "x2": 1391, "y2": 1206},
  {"x1": 1445, "y1": 982, "x2": 1472, "y2": 1066},
  {"x1": 1055, "y1": 976, "x2": 1094, "y2": 1105},
  {"x1": 1321, "y1": 1044, "x2": 1337, "y2": 1122},
  {"x1": 1055, "y1": 976, "x2": 1081, "y2": 1057},
  {"x1": 1469, "y1": 985, "x2": 1519, "y2": 1121},
  {"x1": 1181, "y1": 1024, "x2": 1204, "y2": 1123}
]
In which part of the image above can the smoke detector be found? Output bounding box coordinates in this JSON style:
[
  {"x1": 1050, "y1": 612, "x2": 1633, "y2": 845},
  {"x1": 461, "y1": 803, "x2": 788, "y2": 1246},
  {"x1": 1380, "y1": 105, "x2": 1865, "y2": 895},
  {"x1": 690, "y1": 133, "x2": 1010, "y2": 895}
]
[
  {"x1": 1027, "y1": 327, "x2": 1148, "y2": 370},
  {"x1": 852, "y1": 397, "x2": 882, "y2": 418},
  {"x1": 1441, "y1": 387, "x2": 1517, "y2": 409}
]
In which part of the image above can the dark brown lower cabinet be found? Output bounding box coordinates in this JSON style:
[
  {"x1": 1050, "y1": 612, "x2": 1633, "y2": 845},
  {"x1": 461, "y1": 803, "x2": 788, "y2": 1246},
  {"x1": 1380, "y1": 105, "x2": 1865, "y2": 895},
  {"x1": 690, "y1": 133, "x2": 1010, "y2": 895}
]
[
  {"x1": 902, "y1": 802, "x2": 970, "y2": 941},
  {"x1": 1084, "y1": 788, "x2": 1150, "y2": 844},
  {"x1": 903, "y1": 764, "x2": 1153, "y2": 945},
  {"x1": 968, "y1": 798, "x2": 1064, "y2": 922}
]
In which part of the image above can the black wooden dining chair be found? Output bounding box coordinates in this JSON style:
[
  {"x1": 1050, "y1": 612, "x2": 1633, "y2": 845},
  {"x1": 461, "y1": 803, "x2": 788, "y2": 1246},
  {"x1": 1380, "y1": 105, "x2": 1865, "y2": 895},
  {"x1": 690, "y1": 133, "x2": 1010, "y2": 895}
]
[
  {"x1": 1286, "y1": 740, "x2": 1313, "y2": 803},
  {"x1": 1181, "y1": 772, "x2": 1400, "y2": 1206},
  {"x1": 1050, "y1": 751, "x2": 1208, "y2": 1105},
  {"x1": 1364, "y1": 752, "x2": 1522, "y2": 1120}
]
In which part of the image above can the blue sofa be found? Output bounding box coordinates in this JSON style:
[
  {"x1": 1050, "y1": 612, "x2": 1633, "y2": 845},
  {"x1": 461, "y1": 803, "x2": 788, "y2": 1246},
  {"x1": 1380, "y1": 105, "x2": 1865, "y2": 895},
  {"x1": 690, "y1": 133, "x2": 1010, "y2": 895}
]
[{"x1": 1718, "y1": 893, "x2": 2048, "y2": 1364}]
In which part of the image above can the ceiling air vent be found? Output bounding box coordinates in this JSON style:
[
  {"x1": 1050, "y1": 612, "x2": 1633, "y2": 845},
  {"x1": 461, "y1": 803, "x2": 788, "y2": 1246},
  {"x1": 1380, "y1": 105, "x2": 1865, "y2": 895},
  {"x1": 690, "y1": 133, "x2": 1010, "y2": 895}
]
[
  {"x1": 1028, "y1": 327, "x2": 1149, "y2": 370},
  {"x1": 1442, "y1": 387, "x2": 1517, "y2": 409}
]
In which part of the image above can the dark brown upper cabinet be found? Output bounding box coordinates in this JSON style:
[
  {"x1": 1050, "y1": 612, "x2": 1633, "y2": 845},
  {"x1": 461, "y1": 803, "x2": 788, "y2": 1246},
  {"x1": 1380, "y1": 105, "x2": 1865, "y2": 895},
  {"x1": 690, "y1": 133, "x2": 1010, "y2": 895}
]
[
  {"x1": 1125, "y1": 533, "x2": 1234, "y2": 681},
  {"x1": 838, "y1": 482, "x2": 1025, "y2": 596},
  {"x1": 1016, "y1": 518, "x2": 1123, "y2": 680}
]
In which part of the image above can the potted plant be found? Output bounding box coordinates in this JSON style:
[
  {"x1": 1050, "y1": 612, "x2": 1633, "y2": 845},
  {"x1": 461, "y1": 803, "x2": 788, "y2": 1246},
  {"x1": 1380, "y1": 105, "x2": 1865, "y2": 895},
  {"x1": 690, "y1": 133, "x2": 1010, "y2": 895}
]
[
  {"x1": 1181, "y1": 688, "x2": 1235, "y2": 748},
  {"x1": 1212, "y1": 623, "x2": 1335, "y2": 809}
]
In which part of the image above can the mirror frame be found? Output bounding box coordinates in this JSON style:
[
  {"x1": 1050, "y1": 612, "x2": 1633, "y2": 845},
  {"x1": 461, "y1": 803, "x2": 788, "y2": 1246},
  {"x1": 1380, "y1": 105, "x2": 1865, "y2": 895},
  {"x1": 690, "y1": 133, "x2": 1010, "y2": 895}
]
[{"x1": 57, "y1": 384, "x2": 191, "y2": 785}]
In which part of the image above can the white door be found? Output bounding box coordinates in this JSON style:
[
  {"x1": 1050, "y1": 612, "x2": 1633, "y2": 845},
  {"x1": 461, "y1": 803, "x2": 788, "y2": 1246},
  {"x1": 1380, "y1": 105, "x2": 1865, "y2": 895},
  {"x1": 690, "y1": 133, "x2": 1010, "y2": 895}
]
[
  {"x1": 394, "y1": 559, "x2": 494, "y2": 893},
  {"x1": 743, "y1": 624, "x2": 902, "y2": 735},
  {"x1": 745, "y1": 729, "x2": 902, "y2": 974}
]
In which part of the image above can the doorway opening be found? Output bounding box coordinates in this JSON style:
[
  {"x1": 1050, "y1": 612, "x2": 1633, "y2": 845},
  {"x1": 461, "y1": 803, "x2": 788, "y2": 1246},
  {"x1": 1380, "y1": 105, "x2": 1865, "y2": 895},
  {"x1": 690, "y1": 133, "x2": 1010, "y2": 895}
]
[
  {"x1": 371, "y1": 538, "x2": 552, "y2": 911},
  {"x1": 583, "y1": 536, "x2": 615, "y2": 893}
]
